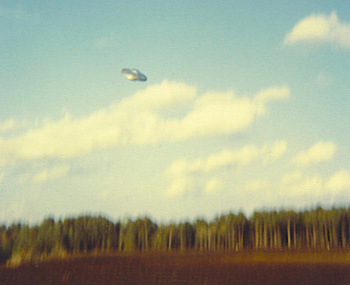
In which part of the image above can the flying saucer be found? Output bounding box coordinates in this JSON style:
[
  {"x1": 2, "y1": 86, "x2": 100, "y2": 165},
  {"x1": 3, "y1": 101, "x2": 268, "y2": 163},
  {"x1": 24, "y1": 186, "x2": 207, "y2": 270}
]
[{"x1": 121, "y1": 68, "x2": 147, "y2": 82}]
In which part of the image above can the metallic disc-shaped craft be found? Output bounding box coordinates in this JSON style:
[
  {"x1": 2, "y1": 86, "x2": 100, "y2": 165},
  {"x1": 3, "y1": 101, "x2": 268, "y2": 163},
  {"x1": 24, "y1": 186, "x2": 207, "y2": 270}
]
[{"x1": 121, "y1": 68, "x2": 147, "y2": 82}]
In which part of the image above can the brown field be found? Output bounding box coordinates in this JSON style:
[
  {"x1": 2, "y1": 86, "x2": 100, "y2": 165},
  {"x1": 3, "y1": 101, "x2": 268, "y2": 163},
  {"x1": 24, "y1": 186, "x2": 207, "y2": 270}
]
[{"x1": 2, "y1": 250, "x2": 350, "y2": 284}]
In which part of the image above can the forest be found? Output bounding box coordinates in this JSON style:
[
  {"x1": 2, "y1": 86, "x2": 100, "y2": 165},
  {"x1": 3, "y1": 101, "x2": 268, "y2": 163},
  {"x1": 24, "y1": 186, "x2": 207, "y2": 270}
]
[{"x1": 1, "y1": 207, "x2": 350, "y2": 266}]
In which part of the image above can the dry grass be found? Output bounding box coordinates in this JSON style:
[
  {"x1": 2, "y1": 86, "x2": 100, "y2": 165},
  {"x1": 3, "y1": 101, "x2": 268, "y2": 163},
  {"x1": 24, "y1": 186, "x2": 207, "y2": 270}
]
[{"x1": 1, "y1": 250, "x2": 350, "y2": 284}]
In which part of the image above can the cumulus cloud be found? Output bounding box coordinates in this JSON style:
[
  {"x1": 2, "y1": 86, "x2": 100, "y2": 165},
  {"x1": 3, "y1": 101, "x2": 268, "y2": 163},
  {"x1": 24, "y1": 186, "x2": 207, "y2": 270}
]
[
  {"x1": 166, "y1": 141, "x2": 287, "y2": 197},
  {"x1": 254, "y1": 86, "x2": 290, "y2": 104},
  {"x1": 167, "y1": 145, "x2": 259, "y2": 177},
  {"x1": 292, "y1": 141, "x2": 336, "y2": 167},
  {"x1": 288, "y1": 176, "x2": 323, "y2": 196},
  {"x1": 285, "y1": 11, "x2": 350, "y2": 48},
  {"x1": 326, "y1": 170, "x2": 350, "y2": 190},
  {"x1": 0, "y1": 119, "x2": 15, "y2": 132},
  {"x1": 278, "y1": 170, "x2": 323, "y2": 199},
  {"x1": 244, "y1": 179, "x2": 270, "y2": 191},
  {"x1": 0, "y1": 81, "x2": 289, "y2": 167},
  {"x1": 0, "y1": 118, "x2": 25, "y2": 133},
  {"x1": 18, "y1": 165, "x2": 70, "y2": 184},
  {"x1": 262, "y1": 141, "x2": 287, "y2": 164},
  {"x1": 281, "y1": 170, "x2": 303, "y2": 185},
  {"x1": 279, "y1": 169, "x2": 350, "y2": 200},
  {"x1": 167, "y1": 141, "x2": 287, "y2": 177},
  {"x1": 204, "y1": 178, "x2": 223, "y2": 195},
  {"x1": 166, "y1": 176, "x2": 194, "y2": 198},
  {"x1": 225, "y1": 168, "x2": 350, "y2": 211}
]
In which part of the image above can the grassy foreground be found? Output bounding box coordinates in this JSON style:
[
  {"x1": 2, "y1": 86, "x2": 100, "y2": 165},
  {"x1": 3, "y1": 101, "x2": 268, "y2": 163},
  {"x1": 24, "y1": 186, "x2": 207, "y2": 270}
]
[{"x1": 1, "y1": 250, "x2": 350, "y2": 284}]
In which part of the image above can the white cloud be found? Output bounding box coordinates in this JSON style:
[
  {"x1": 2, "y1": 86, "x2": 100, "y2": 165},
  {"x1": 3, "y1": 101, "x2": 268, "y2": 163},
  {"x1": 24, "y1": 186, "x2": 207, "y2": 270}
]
[
  {"x1": 166, "y1": 176, "x2": 194, "y2": 198},
  {"x1": 18, "y1": 165, "x2": 70, "y2": 184},
  {"x1": 123, "y1": 80, "x2": 197, "y2": 111},
  {"x1": 204, "y1": 178, "x2": 223, "y2": 195},
  {"x1": 0, "y1": 119, "x2": 15, "y2": 132},
  {"x1": 292, "y1": 141, "x2": 336, "y2": 167},
  {"x1": 285, "y1": 11, "x2": 350, "y2": 48},
  {"x1": 281, "y1": 170, "x2": 303, "y2": 185},
  {"x1": 279, "y1": 169, "x2": 350, "y2": 199},
  {"x1": 227, "y1": 168, "x2": 350, "y2": 211},
  {"x1": 166, "y1": 141, "x2": 287, "y2": 197},
  {"x1": 261, "y1": 141, "x2": 287, "y2": 164},
  {"x1": 187, "y1": 145, "x2": 260, "y2": 173},
  {"x1": 326, "y1": 170, "x2": 350, "y2": 190},
  {"x1": 167, "y1": 141, "x2": 286, "y2": 176},
  {"x1": 254, "y1": 86, "x2": 290, "y2": 104},
  {"x1": 0, "y1": 118, "x2": 25, "y2": 133},
  {"x1": 278, "y1": 171, "x2": 324, "y2": 200},
  {"x1": 287, "y1": 176, "x2": 323, "y2": 196},
  {"x1": 0, "y1": 81, "x2": 289, "y2": 167},
  {"x1": 244, "y1": 179, "x2": 270, "y2": 191}
]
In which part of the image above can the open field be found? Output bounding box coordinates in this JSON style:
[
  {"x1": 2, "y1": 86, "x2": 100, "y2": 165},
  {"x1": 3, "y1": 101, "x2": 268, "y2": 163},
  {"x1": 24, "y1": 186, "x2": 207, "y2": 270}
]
[{"x1": 2, "y1": 251, "x2": 350, "y2": 284}]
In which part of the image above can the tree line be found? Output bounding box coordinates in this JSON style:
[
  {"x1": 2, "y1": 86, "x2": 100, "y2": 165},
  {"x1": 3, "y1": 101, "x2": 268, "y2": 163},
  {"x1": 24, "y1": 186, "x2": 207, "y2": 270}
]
[{"x1": 1, "y1": 207, "x2": 350, "y2": 265}]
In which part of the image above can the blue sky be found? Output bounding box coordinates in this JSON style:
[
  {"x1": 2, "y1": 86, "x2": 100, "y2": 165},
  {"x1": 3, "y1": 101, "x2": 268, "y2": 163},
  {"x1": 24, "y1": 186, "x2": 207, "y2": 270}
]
[{"x1": 1, "y1": 1, "x2": 350, "y2": 224}]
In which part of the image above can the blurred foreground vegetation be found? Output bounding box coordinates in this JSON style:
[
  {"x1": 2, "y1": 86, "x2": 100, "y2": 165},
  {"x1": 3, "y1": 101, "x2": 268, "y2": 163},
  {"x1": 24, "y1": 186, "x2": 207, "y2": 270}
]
[{"x1": 1, "y1": 207, "x2": 350, "y2": 266}]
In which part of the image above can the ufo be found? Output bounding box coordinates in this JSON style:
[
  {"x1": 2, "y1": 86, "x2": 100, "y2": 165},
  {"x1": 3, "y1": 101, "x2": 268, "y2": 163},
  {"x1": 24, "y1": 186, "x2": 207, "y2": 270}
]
[{"x1": 121, "y1": 68, "x2": 147, "y2": 82}]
